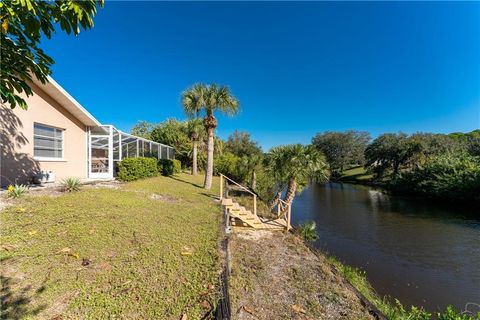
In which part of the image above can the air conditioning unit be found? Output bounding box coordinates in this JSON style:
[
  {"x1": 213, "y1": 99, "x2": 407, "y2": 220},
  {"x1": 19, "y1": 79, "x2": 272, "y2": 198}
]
[{"x1": 34, "y1": 171, "x2": 56, "y2": 184}]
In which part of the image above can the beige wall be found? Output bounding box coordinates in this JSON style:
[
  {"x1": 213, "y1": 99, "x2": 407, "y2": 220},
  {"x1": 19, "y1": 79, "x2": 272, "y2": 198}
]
[{"x1": 1, "y1": 82, "x2": 88, "y2": 186}]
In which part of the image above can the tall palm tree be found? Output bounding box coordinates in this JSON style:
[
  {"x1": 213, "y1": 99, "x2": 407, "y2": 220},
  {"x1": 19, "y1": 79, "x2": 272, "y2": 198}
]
[
  {"x1": 267, "y1": 144, "x2": 329, "y2": 205},
  {"x1": 186, "y1": 119, "x2": 204, "y2": 175},
  {"x1": 182, "y1": 83, "x2": 239, "y2": 189}
]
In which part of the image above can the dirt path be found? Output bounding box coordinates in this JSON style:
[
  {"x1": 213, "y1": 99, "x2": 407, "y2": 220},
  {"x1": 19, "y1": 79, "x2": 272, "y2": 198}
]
[{"x1": 229, "y1": 230, "x2": 375, "y2": 320}]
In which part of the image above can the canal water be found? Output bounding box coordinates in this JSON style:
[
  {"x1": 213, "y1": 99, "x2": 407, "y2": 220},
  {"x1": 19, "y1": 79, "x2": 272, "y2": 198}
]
[{"x1": 291, "y1": 182, "x2": 480, "y2": 313}]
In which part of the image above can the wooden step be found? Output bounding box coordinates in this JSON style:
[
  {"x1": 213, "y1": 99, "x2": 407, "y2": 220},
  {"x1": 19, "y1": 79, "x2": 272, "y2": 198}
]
[{"x1": 221, "y1": 198, "x2": 233, "y2": 206}]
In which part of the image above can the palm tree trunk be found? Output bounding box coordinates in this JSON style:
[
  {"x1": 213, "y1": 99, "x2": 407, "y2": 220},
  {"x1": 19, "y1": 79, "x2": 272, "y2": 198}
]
[
  {"x1": 204, "y1": 128, "x2": 214, "y2": 189},
  {"x1": 192, "y1": 140, "x2": 198, "y2": 175},
  {"x1": 251, "y1": 170, "x2": 257, "y2": 190},
  {"x1": 283, "y1": 178, "x2": 297, "y2": 205}
]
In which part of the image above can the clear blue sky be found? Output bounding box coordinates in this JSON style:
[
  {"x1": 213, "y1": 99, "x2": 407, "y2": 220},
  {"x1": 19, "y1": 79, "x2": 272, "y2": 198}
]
[{"x1": 42, "y1": 1, "x2": 480, "y2": 151}]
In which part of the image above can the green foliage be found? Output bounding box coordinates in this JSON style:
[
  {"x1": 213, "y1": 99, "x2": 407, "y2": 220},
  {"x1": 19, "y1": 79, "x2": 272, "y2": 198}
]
[
  {"x1": 364, "y1": 132, "x2": 474, "y2": 179},
  {"x1": 158, "y1": 159, "x2": 181, "y2": 176},
  {"x1": 213, "y1": 152, "x2": 242, "y2": 180},
  {"x1": 181, "y1": 83, "x2": 240, "y2": 120},
  {"x1": 150, "y1": 118, "x2": 191, "y2": 166},
  {"x1": 6, "y1": 184, "x2": 28, "y2": 198},
  {"x1": 266, "y1": 144, "x2": 330, "y2": 192},
  {"x1": 61, "y1": 177, "x2": 81, "y2": 192},
  {"x1": 254, "y1": 167, "x2": 281, "y2": 201},
  {"x1": 390, "y1": 154, "x2": 480, "y2": 202},
  {"x1": 449, "y1": 130, "x2": 480, "y2": 156},
  {"x1": 365, "y1": 133, "x2": 420, "y2": 178},
  {"x1": 296, "y1": 221, "x2": 319, "y2": 241},
  {"x1": 0, "y1": 0, "x2": 104, "y2": 109},
  {"x1": 225, "y1": 130, "x2": 262, "y2": 157},
  {"x1": 312, "y1": 130, "x2": 370, "y2": 173},
  {"x1": 130, "y1": 120, "x2": 154, "y2": 139},
  {"x1": 117, "y1": 157, "x2": 158, "y2": 181}
]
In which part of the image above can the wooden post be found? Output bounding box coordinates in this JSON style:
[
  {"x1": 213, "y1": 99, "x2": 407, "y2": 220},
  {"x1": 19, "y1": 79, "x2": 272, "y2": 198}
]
[
  {"x1": 219, "y1": 174, "x2": 223, "y2": 200},
  {"x1": 253, "y1": 194, "x2": 257, "y2": 216},
  {"x1": 287, "y1": 203, "x2": 292, "y2": 231}
]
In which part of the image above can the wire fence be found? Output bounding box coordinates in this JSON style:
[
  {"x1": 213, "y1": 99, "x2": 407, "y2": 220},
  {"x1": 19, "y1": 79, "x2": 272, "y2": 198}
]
[{"x1": 215, "y1": 209, "x2": 232, "y2": 320}]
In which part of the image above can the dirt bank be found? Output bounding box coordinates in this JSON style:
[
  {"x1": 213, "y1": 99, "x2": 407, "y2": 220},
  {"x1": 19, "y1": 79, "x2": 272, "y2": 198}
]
[{"x1": 229, "y1": 230, "x2": 376, "y2": 320}]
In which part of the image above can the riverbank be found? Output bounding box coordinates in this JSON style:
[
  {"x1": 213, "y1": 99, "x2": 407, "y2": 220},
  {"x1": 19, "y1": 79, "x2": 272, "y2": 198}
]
[{"x1": 229, "y1": 229, "x2": 376, "y2": 319}]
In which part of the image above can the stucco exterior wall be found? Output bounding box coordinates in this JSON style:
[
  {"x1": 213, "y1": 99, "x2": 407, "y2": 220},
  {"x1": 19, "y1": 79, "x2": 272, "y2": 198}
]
[{"x1": 1, "y1": 82, "x2": 88, "y2": 186}]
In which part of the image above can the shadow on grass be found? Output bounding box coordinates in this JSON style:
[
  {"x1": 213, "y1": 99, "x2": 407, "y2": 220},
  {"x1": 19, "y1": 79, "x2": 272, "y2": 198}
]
[
  {"x1": 1, "y1": 275, "x2": 47, "y2": 319},
  {"x1": 169, "y1": 175, "x2": 204, "y2": 189}
]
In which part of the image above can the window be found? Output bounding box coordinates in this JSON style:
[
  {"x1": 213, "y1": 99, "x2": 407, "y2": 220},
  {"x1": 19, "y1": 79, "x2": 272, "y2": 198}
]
[{"x1": 33, "y1": 123, "x2": 64, "y2": 159}]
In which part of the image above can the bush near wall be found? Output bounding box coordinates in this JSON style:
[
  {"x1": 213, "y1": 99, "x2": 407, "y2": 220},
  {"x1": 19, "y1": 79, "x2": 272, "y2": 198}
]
[
  {"x1": 117, "y1": 157, "x2": 158, "y2": 181},
  {"x1": 158, "y1": 159, "x2": 181, "y2": 176}
]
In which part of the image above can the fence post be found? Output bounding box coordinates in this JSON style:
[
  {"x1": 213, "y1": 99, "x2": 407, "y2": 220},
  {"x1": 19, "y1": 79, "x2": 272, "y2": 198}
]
[
  {"x1": 253, "y1": 194, "x2": 257, "y2": 216},
  {"x1": 220, "y1": 174, "x2": 223, "y2": 200},
  {"x1": 287, "y1": 203, "x2": 292, "y2": 231}
]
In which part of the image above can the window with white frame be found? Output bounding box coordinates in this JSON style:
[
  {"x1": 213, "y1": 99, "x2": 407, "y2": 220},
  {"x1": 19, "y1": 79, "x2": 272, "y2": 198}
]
[{"x1": 33, "y1": 123, "x2": 64, "y2": 159}]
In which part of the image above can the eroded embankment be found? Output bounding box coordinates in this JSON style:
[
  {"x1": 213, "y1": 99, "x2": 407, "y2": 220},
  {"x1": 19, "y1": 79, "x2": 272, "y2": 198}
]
[{"x1": 229, "y1": 230, "x2": 376, "y2": 320}]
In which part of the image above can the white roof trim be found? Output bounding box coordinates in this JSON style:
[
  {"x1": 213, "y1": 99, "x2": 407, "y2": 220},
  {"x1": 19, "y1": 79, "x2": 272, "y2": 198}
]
[{"x1": 33, "y1": 76, "x2": 101, "y2": 127}]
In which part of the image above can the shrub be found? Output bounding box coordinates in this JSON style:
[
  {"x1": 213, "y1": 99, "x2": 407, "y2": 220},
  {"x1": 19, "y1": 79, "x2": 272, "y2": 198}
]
[
  {"x1": 6, "y1": 184, "x2": 28, "y2": 198},
  {"x1": 296, "y1": 221, "x2": 319, "y2": 241},
  {"x1": 62, "y1": 177, "x2": 81, "y2": 192},
  {"x1": 158, "y1": 159, "x2": 181, "y2": 176},
  {"x1": 389, "y1": 154, "x2": 480, "y2": 202},
  {"x1": 117, "y1": 157, "x2": 158, "y2": 181},
  {"x1": 213, "y1": 152, "x2": 242, "y2": 180}
]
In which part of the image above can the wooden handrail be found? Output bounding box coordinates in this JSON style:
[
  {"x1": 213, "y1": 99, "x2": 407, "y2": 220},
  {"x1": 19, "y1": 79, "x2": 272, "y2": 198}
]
[
  {"x1": 276, "y1": 198, "x2": 291, "y2": 231},
  {"x1": 220, "y1": 174, "x2": 255, "y2": 196},
  {"x1": 219, "y1": 174, "x2": 257, "y2": 216}
]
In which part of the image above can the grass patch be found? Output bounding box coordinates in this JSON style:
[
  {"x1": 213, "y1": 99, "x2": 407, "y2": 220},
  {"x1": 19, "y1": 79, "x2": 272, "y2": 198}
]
[
  {"x1": 339, "y1": 166, "x2": 373, "y2": 182},
  {"x1": 1, "y1": 174, "x2": 221, "y2": 319}
]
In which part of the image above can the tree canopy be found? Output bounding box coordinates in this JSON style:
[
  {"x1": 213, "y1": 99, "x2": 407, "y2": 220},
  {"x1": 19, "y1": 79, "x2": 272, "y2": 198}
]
[
  {"x1": 312, "y1": 130, "x2": 370, "y2": 172},
  {"x1": 225, "y1": 130, "x2": 262, "y2": 157},
  {"x1": 1, "y1": 0, "x2": 104, "y2": 109},
  {"x1": 130, "y1": 120, "x2": 154, "y2": 140}
]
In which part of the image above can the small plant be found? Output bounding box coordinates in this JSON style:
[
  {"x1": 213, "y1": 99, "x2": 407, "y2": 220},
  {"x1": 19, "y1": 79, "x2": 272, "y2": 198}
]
[
  {"x1": 6, "y1": 184, "x2": 29, "y2": 198},
  {"x1": 62, "y1": 177, "x2": 81, "y2": 192},
  {"x1": 296, "y1": 221, "x2": 319, "y2": 241}
]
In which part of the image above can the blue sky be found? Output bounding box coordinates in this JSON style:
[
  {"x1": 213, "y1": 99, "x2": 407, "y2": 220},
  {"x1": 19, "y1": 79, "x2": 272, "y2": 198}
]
[{"x1": 42, "y1": 1, "x2": 479, "y2": 150}]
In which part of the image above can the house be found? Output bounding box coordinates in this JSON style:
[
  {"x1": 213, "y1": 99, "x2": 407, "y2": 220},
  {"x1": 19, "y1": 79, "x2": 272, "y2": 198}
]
[{"x1": 0, "y1": 77, "x2": 174, "y2": 186}]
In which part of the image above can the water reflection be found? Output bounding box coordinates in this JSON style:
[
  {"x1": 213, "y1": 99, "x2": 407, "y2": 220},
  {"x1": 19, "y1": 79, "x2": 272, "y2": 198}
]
[{"x1": 292, "y1": 182, "x2": 480, "y2": 313}]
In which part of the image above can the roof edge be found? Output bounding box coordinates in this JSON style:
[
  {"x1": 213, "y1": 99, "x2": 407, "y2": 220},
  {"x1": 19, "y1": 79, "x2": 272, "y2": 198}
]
[{"x1": 32, "y1": 76, "x2": 102, "y2": 127}]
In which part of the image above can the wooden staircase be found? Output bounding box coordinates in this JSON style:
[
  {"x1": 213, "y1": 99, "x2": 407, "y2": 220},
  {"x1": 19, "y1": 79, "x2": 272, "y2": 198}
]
[
  {"x1": 221, "y1": 198, "x2": 264, "y2": 228},
  {"x1": 219, "y1": 174, "x2": 291, "y2": 231}
]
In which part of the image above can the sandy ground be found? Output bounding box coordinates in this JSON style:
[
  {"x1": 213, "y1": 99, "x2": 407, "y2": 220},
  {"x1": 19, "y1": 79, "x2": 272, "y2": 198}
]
[{"x1": 229, "y1": 230, "x2": 375, "y2": 320}]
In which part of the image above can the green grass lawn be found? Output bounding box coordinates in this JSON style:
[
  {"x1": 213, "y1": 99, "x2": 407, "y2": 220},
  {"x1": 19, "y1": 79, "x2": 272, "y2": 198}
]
[
  {"x1": 1, "y1": 174, "x2": 221, "y2": 319},
  {"x1": 339, "y1": 166, "x2": 373, "y2": 182}
]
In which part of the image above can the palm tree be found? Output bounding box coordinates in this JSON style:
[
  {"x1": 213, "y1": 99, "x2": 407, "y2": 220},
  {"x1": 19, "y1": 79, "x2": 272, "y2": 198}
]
[
  {"x1": 186, "y1": 119, "x2": 204, "y2": 175},
  {"x1": 267, "y1": 144, "x2": 329, "y2": 205},
  {"x1": 239, "y1": 154, "x2": 262, "y2": 190},
  {"x1": 182, "y1": 83, "x2": 239, "y2": 189}
]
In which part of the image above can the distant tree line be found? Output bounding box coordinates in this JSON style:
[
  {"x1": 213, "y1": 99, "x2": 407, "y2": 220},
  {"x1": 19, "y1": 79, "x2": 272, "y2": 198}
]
[{"x1": 311, "y1": 129, "x2": 480, "y2": 202}]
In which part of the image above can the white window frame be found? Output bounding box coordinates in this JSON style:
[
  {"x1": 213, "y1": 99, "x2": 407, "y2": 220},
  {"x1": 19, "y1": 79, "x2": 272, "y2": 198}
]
[{"x1": 33, "y1": 123, "x2": 65, "y2": 161}]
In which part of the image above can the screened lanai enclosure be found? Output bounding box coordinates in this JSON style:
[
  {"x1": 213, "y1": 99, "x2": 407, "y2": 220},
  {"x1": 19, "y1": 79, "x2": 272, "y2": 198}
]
[{"x1": 88, "y1": 125, "x2": 175, "y2": 179}]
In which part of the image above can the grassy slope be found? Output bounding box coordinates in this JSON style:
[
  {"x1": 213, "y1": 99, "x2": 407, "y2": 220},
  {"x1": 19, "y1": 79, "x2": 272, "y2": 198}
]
[
  {"x1": 339, "y1": 166, "x2": 373, "y2": 182},
  {"x1": 1, "y1": 174, "x2": 221, "y2": 319}
]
